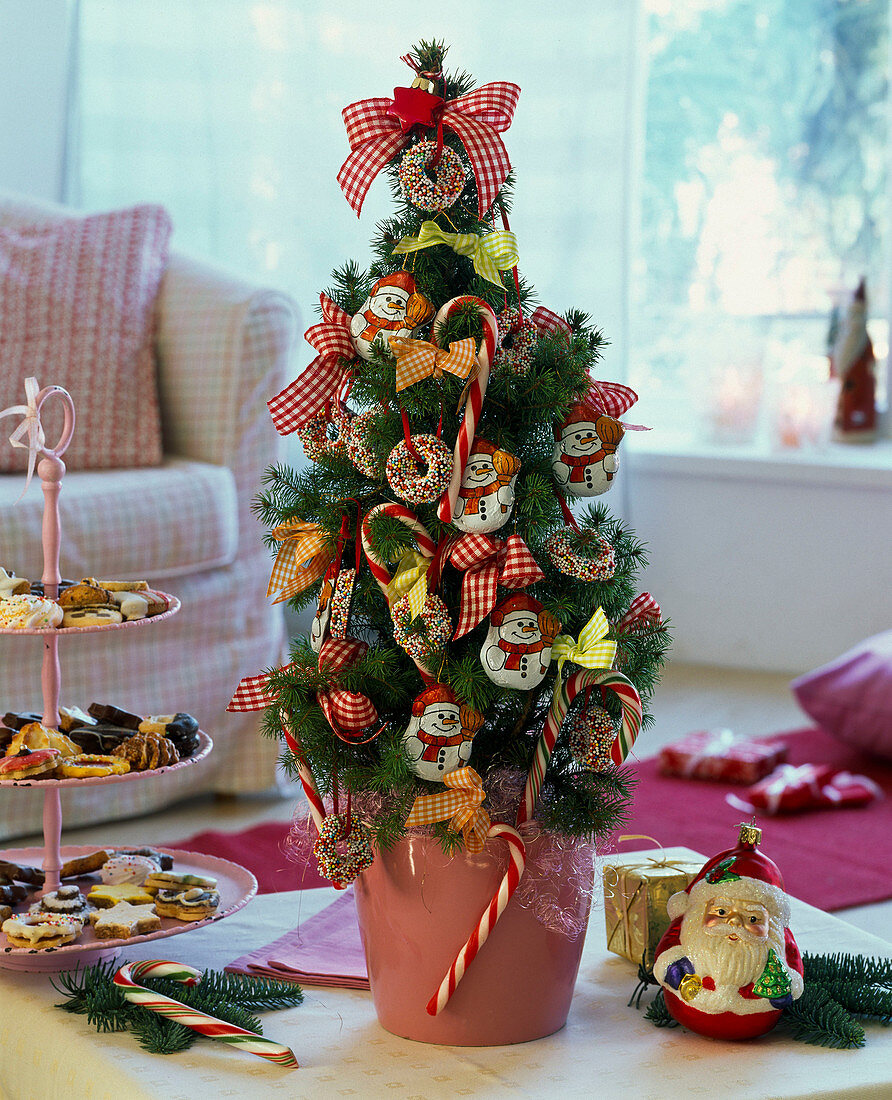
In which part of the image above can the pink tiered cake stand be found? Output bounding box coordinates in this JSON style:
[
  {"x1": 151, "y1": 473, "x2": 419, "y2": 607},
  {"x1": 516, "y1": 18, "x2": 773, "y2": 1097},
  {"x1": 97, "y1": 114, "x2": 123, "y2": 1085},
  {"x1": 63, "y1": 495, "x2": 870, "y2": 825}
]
[{"x1": 0, "y1": 381, "x2": 256, "y2": 970}]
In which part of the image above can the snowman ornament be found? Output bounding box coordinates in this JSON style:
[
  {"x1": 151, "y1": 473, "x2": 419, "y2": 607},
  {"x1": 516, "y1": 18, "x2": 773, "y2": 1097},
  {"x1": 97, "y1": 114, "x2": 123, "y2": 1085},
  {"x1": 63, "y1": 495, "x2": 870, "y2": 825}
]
[
  {"x1": 452, "y1": 438, "x2": 521, "y2": 534},
  {"x1": 350, "y1": 271, "x2": 432, "y2": 361},
  {"x1": 401, "y1": 685, "x2": 485, "y2": 782},
  {"x1": 480, "y1": 594, "x2": 561, "y2": 690},
  {"x1": 552, "y1": 406, "x2": 625, "y2": 496}
]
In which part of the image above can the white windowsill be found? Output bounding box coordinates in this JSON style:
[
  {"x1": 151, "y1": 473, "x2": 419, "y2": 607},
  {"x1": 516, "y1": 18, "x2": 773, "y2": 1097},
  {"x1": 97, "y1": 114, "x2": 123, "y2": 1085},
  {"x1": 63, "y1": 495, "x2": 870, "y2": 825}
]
[{"x1": 625, "y1": 432, "x2": 892, "y2": 488}]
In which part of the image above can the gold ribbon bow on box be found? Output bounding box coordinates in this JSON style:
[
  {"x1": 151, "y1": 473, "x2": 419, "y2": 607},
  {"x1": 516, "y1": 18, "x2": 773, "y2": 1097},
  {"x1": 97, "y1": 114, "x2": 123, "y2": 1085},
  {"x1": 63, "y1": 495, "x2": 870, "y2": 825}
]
[
  {"x1": 551, "y1": 606, "x2": 617, "y2": 684},
  {"x1": 389, "y1": 334, "x2": 478, "y2": 392},
  {"x1": 385, "y1": 549, "x2": 431, "y2": 620},
  {"x1": 405, "y1": 765, "x2": 490, "y2": 853},
  {"x1": 392, "y1": 221, "x2": 519, "y2": 287},
  {"x1": 267, "y1": 520, "x2": 334, "y2": 604}
]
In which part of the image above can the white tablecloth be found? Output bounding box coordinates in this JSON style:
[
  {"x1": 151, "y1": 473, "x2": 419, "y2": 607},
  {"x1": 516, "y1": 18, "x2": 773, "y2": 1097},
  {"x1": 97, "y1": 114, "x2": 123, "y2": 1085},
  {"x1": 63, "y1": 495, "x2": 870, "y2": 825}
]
[{"x1": 1, "y1": 847, "x2": 890, "y2": 1100}]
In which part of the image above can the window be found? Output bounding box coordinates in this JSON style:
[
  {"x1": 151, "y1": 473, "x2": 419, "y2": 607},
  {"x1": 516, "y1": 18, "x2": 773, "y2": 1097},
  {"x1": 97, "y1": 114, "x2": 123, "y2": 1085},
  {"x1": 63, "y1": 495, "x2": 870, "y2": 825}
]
[{"x1": 630, "y1": 0, "x2": 890, "y2": 447}]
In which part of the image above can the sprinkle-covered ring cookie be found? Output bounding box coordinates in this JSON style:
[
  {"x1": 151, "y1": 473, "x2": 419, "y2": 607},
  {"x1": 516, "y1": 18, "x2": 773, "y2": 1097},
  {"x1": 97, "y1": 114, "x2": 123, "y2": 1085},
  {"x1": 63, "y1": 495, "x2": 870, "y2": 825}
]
[
  {"x1": 545, "y1": 528, "x2": 617, "y2": 582},
  {"x1": 391, "y1": 593, "x2": 452, "y2": 661},
  {"x1": 386, "y1": 435, "x2": 453, "y2": 505},
  {"x1": 398, "y1": 141, "x2": 467, "y2": 212},
  {"x1": 312, "y1": 812, "x2": 374, "y2": 887}
]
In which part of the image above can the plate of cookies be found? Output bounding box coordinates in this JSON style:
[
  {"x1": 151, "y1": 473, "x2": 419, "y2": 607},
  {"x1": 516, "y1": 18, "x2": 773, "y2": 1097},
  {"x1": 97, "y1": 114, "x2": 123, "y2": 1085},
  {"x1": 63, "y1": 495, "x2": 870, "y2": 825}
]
[
  {"x1": 0, "y1": 845, "x2": 258, "y2": 971},
  {"x1": 0, "y1": 703, "x2": 212, "y2": 787},
  {"x1": 0, "y1": 570, "x2": 180, "y2": 635}
]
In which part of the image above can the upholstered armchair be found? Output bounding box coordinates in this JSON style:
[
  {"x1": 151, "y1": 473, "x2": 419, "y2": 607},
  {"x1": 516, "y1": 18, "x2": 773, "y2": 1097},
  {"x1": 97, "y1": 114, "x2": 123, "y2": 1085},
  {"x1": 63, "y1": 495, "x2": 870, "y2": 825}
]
[{"x1": 0, "y1": 193, "x2": 298, "y2": 839}]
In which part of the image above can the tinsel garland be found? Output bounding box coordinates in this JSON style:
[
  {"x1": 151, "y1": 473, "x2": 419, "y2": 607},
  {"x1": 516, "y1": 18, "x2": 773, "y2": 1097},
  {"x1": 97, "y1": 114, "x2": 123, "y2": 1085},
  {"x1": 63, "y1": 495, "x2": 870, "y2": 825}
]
[
  {"x1": 52, "y1": 959, "x2": 304, "y2": 1056},
  {"x1": 634, "y1": 952, "x2": 892, "y2": 1049}
]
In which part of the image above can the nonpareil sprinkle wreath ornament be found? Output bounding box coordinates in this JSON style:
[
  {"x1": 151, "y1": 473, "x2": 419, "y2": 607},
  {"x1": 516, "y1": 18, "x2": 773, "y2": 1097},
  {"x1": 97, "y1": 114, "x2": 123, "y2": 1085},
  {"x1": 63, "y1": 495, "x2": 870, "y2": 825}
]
[{"x1": 231, "y1": 40, "x2": 670, "y2": 1047}]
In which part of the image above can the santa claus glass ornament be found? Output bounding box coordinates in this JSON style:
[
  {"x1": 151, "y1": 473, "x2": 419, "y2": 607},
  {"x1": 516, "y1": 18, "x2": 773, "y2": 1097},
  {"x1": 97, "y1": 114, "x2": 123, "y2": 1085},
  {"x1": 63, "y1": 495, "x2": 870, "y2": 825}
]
[
  {"x1": 480, "y1": 594, "x2": 561, "y2": 690},
  {"x1": 653, "y1": 822, "x2": 804, "y2": 1040},
  {"x1": 452, "y1": 437, "x2": 521, "y2": 534},
  {"x1": 552, "y1": 405, "x2": 624, "y2": 497},
  {"x1": 350, "y1": 271, "x2": 433, "y2": 360},
  {"x1": 401, "y1": 685, "x2": 485, "y2": 782}
]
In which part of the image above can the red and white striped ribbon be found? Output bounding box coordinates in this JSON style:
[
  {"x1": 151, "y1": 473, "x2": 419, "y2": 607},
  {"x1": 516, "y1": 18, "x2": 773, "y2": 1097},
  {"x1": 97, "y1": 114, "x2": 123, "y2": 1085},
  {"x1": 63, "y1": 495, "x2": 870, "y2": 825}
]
[
  {"x1": 113, "y1": 960, "x2": 298, "y2": 1068},
  {"x1": 516, "y1": 668, "x2": 642, "y2": 827},
  {"x1": 426, "y1": 822, "x2": 526, "y2": 1015},
  {"x1": 433, "y1": 296, "x2": 499, "y2": 524}
]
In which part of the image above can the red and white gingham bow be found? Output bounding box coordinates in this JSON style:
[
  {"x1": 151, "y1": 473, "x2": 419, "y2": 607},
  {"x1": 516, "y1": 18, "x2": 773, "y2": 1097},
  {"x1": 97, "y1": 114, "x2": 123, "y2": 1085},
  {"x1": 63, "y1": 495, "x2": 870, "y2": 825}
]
[
  {"x1": 586, "y1": 379, "x2": 640, "y2": 420},
  {"x1": 615, "y1": 592, "x2": 662, "y2": 636},
  {"x1": 530, "y1": 306, "x2": 571, "y2": 340},
  {"x1": 228, "y1": 669, "x2": 279, "y2": 712},
  {"x1": 316, "y1": 637, "x2": 380, "y2": 741},
  {"x1": 448, "y1": 532, "x2": 544, "y2": 638},
  {"x1": 267, "y1": 294, "x2": 356, "y2": 435},
  {"x1": 338, "y1": 81, "x2": 521, "y2": 218}
]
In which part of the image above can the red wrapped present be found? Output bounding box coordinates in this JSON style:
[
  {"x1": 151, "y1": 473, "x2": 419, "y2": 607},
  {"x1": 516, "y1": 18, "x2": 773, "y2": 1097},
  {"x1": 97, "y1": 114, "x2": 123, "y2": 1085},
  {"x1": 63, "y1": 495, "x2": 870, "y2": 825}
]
[
  {"x1": 727, "y1": 763, "x2": 882, "y2": 815},
  {"x1": 658, "y1": 728, "x2": 788, "y2": 785}
]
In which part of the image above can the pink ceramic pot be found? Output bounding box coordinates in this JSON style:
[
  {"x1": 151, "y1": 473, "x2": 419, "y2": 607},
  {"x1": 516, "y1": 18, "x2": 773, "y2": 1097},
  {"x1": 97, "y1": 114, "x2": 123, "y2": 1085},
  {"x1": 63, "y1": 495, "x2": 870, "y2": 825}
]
[{"x1": 353, "y1": 831, "x2": 593, "y2": 1045}]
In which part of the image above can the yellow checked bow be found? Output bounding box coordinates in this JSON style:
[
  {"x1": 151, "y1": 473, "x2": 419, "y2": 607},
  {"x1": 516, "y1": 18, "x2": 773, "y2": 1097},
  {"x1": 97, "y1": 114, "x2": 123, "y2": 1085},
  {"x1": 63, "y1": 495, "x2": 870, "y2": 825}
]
[
  {"x1": 267, "y1": 520, "x2": 334, "y2": 604},
  {"x1": 392, "y1": 220, "x2": 519, "y2": 286},
  {"x1": 389, "y1": 334, "x2": 477, "y2": 392},
  {"x1": 404, "y1": 766, "x2": 490, "y2": 853},
  {"x1": 551, "y1": 607, "x2": 617, "y2": 683},
  {"x1": 385, "y1": 549, "x2": 430, "y2": 620}
]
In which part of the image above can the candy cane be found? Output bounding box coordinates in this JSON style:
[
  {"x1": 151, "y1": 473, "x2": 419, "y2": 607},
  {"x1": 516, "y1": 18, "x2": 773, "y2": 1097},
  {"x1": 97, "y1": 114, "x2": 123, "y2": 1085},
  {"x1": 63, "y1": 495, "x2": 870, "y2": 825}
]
[
  {"x1": 361, "y1": 501, "x2": 437, "y2": 595},
  {"x1": 361, "y1": 501, "x2": 441, "y2": 681},
  {"x1": 426, "y1": 823, "x2": 526, "y2": 1016},
  {"x1": 113, "y1": 960, "x2": 299, "y2": 1068},
  {"x1": 281, "y1": 719, "x2": 327, "y2": 834},
  {"x1": 434, "y1": 296, "x2": 499, "y2": 524},
  {"x1": 517, "y1": 668, "x2": 642, "y2": 827}
]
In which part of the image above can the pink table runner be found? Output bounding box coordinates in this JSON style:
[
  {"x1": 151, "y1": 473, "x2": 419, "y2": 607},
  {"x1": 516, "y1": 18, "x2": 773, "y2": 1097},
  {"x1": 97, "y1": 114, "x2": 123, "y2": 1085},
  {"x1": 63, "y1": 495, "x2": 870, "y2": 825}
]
[{"x1": 225, "y1": 888, "x2": 369, "y2": 989}]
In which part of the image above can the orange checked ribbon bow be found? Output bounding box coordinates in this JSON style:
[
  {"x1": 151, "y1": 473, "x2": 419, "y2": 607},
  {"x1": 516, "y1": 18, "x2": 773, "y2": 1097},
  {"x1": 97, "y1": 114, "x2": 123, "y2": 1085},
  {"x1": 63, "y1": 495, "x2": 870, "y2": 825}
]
[
  {"x1": 389, "y1": 335, "x2": 477, "y2": 392},
  {"x1": 405, "y1": 766, "x2": 490, "y2": 853},
  {"x1": 267, "y1": 520, "x2": 334, "y2": 604}
]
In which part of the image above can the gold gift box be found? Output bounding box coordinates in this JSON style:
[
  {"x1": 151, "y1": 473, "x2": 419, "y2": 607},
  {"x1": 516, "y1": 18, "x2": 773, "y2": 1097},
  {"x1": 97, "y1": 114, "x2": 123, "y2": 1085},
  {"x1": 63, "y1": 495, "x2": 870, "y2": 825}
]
[{"x1": 603, "y1": 857, "x2": 701, "y2": 970}]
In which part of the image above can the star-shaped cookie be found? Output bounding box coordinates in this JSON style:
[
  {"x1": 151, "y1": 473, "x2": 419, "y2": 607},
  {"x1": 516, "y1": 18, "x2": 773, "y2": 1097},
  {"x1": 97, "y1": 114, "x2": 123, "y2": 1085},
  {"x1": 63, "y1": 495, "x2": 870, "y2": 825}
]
[
  {"x1": 90, "y1": 901, "x2": 160, "y2": 940},
  {"x1": 87, "y1": 883, "x2": 154, "y2": 908}
]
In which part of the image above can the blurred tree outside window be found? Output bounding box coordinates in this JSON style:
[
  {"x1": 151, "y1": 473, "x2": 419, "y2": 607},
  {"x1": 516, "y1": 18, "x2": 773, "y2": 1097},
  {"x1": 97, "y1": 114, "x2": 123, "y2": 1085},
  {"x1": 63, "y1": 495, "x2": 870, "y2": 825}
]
[{"x1": 630, "y1": 0, "x2": 889, "y2": 445}]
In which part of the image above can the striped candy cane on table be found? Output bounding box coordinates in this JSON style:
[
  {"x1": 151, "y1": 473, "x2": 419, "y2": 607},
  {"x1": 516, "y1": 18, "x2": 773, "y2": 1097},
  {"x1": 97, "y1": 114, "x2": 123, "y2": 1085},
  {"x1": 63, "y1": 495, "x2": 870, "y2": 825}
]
[
  {"x1": 113, "y1": 960, "x2": 299, "y2": 1068},
  {"x1": 433, "y1": 296, "x2": 499, "y2": 524},
  {"x1": 516, "y1": 667, "x2": 643, "y2": 827},
  {"x1": 426, "y1": 822, "x2": 526, "y2": 1016}
]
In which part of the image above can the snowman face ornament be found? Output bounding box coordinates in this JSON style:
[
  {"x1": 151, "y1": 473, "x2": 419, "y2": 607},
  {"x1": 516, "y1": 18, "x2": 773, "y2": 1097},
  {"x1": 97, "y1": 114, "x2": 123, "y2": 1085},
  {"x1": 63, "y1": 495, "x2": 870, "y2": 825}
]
[
  {"x1": 401, "y1": 685, "x2": 485, "y2": 782},
  {"x1": 349, "y1": 272, "x2": 432, "y2": 361},
  {"x1": 551, "y1": 411, "x2": 624, "y2": 497},
  {"x1": 452, "y1": 438, "x2": 521, "y2": 534},
  {"x1": 480, "y1": 594, "x2": 561, "y2": 690}
]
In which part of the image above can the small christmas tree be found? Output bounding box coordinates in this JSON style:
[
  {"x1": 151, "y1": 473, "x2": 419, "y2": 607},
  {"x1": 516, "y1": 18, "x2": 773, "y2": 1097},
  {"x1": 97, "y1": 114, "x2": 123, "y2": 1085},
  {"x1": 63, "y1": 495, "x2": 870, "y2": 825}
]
[
  {"x1": 233, "y1": 40, "x2": 670, "y2": 865},
  {"x1": 753, "y1": 948, "x2": 794, "y2": 1000}
]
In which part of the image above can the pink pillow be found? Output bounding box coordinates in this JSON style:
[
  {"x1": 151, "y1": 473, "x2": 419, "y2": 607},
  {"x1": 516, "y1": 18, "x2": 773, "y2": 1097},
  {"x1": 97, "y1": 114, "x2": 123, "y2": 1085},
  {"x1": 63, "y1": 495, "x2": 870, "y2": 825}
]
[
  {"x1": 791, "y1": 630, "x2": 892, "y2": 760},
  {"x1": 0, "y1": 204, "x2": 172, "y2": 472}
]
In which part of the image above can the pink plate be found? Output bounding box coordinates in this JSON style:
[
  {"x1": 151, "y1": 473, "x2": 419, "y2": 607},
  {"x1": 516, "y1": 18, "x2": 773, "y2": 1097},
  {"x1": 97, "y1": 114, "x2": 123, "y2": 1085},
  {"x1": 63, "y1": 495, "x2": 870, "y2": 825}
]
[
  {"x1": 0, "y1": 593, "x2": 181, "y2": 636},
  {"x1": 0, "y1": 731, "x2": 213, "y2": 789},
  {"x1": 0, "y1": 845, "x2": 257, "y2": 972}
]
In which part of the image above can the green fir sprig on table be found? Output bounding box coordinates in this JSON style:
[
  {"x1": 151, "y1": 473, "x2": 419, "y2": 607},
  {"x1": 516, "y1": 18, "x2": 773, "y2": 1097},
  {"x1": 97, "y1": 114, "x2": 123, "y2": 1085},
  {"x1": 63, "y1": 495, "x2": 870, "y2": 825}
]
[
  {"x1": 635, "y1": 952, "x2": 892, "y2": 1049},
  {"x1": 52, "y1": 960, "x2": 304, "y2": 1056}
]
